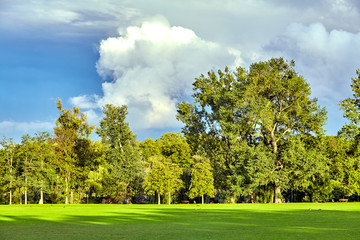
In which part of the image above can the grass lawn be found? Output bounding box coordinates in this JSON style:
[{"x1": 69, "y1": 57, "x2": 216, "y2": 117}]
[{"x1": 1, "y1": 203, "x2": 360, "y2": 240}]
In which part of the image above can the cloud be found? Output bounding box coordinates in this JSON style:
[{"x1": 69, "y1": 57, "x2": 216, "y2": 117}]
[
  {"x1": 264, "y1": 22, "x2": 360, "y2": 135},
  {"x1": 69, "y1": 95, "x2": 100, "y2": 109},
  {"x1": 0, "y1": 121, "x2": 53, "y2": 133},
  {"x1": 73, "y1": 17, "x2": 238, "y2": 130},
  {"x1": 0, "y1": 0, "x2": 141, "y2": 34},
  {"x1": 265, "y1": 22, "x2": 360, "y2": 103}
]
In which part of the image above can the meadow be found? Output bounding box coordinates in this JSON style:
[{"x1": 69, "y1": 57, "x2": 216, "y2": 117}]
[{"x1": 0, "y1": 203, "x2": 360, "y2": 240}]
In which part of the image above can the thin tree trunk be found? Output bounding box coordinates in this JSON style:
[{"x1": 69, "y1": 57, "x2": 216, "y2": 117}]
[
  {"x1": 158, "y1": 193, "x2": 161, "y2": 205},
  {"x1": 202, "y1": 195, "x2": 204, "y2": 205},
  {"x1": 19, "y1": 188, "x2": 22, "y2": 205},
  {"x1": 250, "y1": 192, "x2": 254, "y2": 203},
  {"x1": 126, "y1": 184, "x2": 131, "y2": 204},
  {"x1": 9, "y1": 189, "x2": 12, "y2": 205},
  {"x1": 65, "y1": 177, "x2": 69, "y2": 204},
  {"x1": 25, "y1": 175, "x2": 28, "y2": 205},
  {"x1": 230, "y1": 194, "x2": 235, "y2": 204},
  {"x1": 270, "y1": 130, "x2": 282, "y2": 204},
  {"x1": 168, "y1": 192, "x2": 171, "y2": 205},
  {"x1": 39, "y1": 186, "x2": 44, "y2": 204},
  {"x1": 70, "y1": 189, "x2": 74, "y2": 204},
  {"x1": 274, "y1": 184, "x2": 282, "y2": 203},
  {"x1": 78, "y1": 189, "x2": 81, "y2": 204}
]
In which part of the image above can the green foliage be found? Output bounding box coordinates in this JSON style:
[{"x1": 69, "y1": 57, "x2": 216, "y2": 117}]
[
  {"x1": 143, "y1": 155, "x2": 183, "y2": 204},
  {"x1": 97, "y1": 104, "x2": 142, "y2": 203},
  {"x1": 156, "y1": 132, "x2": 192, "y2": 168},
  {"x1": 339, "y1": 69, "x2": 360, "y2": 138},
  {"x1": 177, "y1": 58, "x2": 327, "y2": 203},
  {"x1": 2, "y1": 60, "x2": 360, "y2": 204},
  {"x1": 53, "y1": 99, "x2": 96, "y2": 204},
  {"x1": 188, "y1": 155, "x2": 215, "y2": 204}
]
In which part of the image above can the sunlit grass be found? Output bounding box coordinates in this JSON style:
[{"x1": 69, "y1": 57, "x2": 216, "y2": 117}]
[{"x1": 1, "y1": 203, "x2": 360, "y2": 239}]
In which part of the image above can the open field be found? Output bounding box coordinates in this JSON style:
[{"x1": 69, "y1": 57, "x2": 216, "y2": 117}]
[{"x1": 1, "y1": 203, "x2": 360, "y2": 240}]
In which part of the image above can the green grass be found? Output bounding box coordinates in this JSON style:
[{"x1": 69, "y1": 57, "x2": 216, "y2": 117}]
[{"x1": 1, "y1": 203, "x2": 360, "y2": 239}]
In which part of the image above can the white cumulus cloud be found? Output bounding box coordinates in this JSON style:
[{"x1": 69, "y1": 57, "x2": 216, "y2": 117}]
[
  {"x1": 265, "y1": 22, "x2": 360, "y2": 102},
  {"x1": 74, "y1": 17, "x2": 238, "y2": 130}
]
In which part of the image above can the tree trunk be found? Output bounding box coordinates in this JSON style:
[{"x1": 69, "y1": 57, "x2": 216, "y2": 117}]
[
  {"x1": 70, "y1": 189, "x2": 74, "y2": 204},
  {"x1": 9, "y1": 189, "x2": 12, "y2": 205},
  {"x1": 274, "y1": 184, "x2": 282, "y2": 203},
  {"x1": 271, "y1": 130, "x2": 282, "y2": 204},
  {"x1": 230, "y1": 194, "x2": 235, "y2": 204},
  {"x1": 158, "y1": 193, "x2": 161, "y2": 205},
  {"x1": 126, "y1": 184, "x2": 131, "y2": 204},
  {"x1": 78, "y1": 189, "x2": 81, "y2": 204},
  {"x1": 19, "y1": 188, "x2": 22, "y2": 205},
  {"x1": 168, "y1": 192, "x2": 171, "y2": 205},
  {"x1": 65, "y1": 177, "x2": 69, "y2": 204},
  {"x1": 25, "y1": 175, "x2": 28, "y2": 205},
  {"x1": 202, "y1": 195, "x2": 204, "y2": 205},
  {"x1": 39, "y1": 186, "x2": 44, "y2": 204},
  {"x1": 250, "y1": 192, "x2": 254, "y2": 203}
]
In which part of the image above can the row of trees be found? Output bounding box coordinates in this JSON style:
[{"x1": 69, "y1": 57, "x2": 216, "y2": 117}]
[
  {"x1": 0, "y1": 101, "x2": 214, "y2": 205},
  {"x1": 1, "y1": 58, "x2": 360, "y2": 204}
]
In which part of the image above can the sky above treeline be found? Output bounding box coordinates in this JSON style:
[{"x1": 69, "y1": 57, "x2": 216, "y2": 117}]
[{"x1": 1, "y1": 0, "x2": 360, "y2": 141}]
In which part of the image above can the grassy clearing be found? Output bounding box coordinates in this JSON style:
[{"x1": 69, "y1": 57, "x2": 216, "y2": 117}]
[{"x1": 1, "y1": 203, "x2": 360, "y2": 240}]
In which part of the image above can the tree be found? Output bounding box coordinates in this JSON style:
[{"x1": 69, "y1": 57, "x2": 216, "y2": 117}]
[
  {"x1": 97, "y1": 104, "x2": 142, "y2": 204},
  {"x1": 34, "y1": 132, "x2": 56, "y2": 204},
  {"x1": 338, "y1": 69, "x2": 360, "y2": 198},
  {"x1": 0, "y1": 138, "x2": 17, "y2": 205},
  {"x1": 188, "y1": 155, "x2": 215, "y2": 204},
  {"x1": 139, "y1": 138, "x2": 161, "y2": 162},
  {"x1": 281, "y1": 136, "x2": 331, "y2": 202},
  {"x1": 143, "y1": 155, "x2": 183, "y2": 204},
  {"x1": 339, "y1": 69, "x2": 360, "y2": 138},
  {"x1": 17, "y1": 134, "x2": 38, "y2": 205},
  {"x1": 156, "y1": 133, "x2": 192, "y2": 168},
  {"x1": 53, "y1": 99, "x2": 94, "y2": 204},
  {"x1": 177, "y1": 58, "x2": 327, "y2": 203}
]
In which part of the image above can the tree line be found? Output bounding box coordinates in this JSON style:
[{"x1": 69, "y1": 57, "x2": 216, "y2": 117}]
[{"x1": 1, "y1": 57, "x2": 360, "y2": 204}]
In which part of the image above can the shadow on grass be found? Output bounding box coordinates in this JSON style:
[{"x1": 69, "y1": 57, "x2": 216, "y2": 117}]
[{"x1": 1, "y1": 206, "x2": 360, "y2": 240}]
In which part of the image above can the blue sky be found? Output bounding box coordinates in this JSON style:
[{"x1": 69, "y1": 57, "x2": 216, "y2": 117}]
[{"x1": 1, "y1": 0, "x2": 360, "y2": 141}]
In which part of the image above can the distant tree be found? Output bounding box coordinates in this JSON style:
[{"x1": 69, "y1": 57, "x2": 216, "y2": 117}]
[
  {"x1": 139, "y1": 138, "x2": 161, "y2": 162},
  {"x1": 17, "y1": 134, "x2": 38, "y2": 204},
  {"x1": 0, "y1": 138, "x2": 17, "y2": 205},
  {"x1": 97, "y1": 104, "x2": 142, "y2": 204},
  {"x1": 53, "y1": 99, "x2": 94, "y2": 204},
  {"x1": 156, "y1": 132, "x2": 192, "y2": 168},
  {"x1": 143, "y1": 155, "x2": 183, "y2": 204},
  {"x1": 188, "y1": 155, "x2": 215, "y2": 204},
  {"x1": 339, "y1": 69, "x2": 360, "y2": 138},
  {"x1": 33, "y1": 132, "x2": 56, "y2": 204},
  {"x1": 338, "y1": 69, "x2": 360, "y2": 198}
]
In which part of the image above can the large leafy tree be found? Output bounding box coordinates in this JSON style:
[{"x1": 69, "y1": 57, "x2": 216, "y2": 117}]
[
  {"x1": 177, "y1": 58, "x2": 327, "y2": 203},
  {"x1": 97, "y1": 104, "x2": 142, "y2": 204}
]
